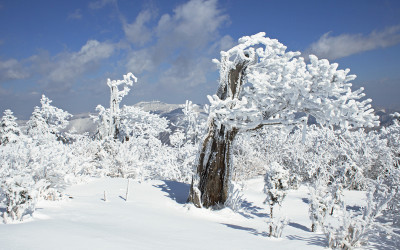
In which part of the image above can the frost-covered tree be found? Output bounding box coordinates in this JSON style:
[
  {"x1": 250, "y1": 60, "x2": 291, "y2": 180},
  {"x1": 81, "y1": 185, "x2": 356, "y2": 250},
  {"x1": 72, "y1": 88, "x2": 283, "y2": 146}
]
[
  {"x1": 181, "y1": 100, "x2": 207, "y2": 144},
  {"x1": 169, "y1": 101, "x2": 207, "y2": 183},
  {"x1": 264, "y1": 162, "x2": 290, "y2": 237},
  {"x1": 264, "y1": 162, "x2": 289, "y2": 219},
  {"x1": 188, "y1": 32, "x2": 378, "y2": 208},
  {"x1": 119, "y1": 105, "x2": 169, "y2": 140},
  {"x1": 308, "y1": 180, "x2": 331, "y2": 232},
  {"x1": 27, "y1": 95, "x2": 72, "y2": 143},
  {"x1": 93, "y1": 73, "x2": 138, "y2": 141},
  {"x1": 107, "y1": 73, "x2": 137, "y2": 140},
  {"x1": 0, "y1": 109, "x2": 22, "y2": 145},
  {"x1": 93, "y1": 104, "x2": 175, "y2": 180}
]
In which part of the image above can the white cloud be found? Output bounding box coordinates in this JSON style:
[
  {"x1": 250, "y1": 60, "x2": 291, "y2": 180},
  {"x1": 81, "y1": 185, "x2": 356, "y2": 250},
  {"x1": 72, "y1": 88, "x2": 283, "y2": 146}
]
[
  {"x1": 88, "y1": 0, "x2": 115, "y2": 10},
  {"x1": 123, "y1": 10, "x2": 154, "y2": 46},
  {"x1": 0, "y1": 58, "x2": 29, "y2": 82},
  {"x1": 124, "y1": 0, "x2": 230, "y2": 91},
  {"x1": 155, "y1": 0, "x2": 229, "y2": 50},
  {"x1": 44, "y1": 40, "x2": 115, "y2": 90},
  {"x1": 126, "y1": 48, "x2": 156, "y2": 74},
  {"x1": 305, "y1": 25, "x2": 400, "y2": 60},
  {"x1": 161, "y1": 56, "x2": 210, "y2": 88},
  {"x1": 68, "y1": 9, "x2": 83, "y2": 20},
  {"x1": 5, "y1": 40, "x2": 116, "y2": 94}
]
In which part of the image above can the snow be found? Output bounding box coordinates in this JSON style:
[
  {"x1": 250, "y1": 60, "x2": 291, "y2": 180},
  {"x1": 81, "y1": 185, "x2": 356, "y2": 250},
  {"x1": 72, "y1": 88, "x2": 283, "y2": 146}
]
[{"x1": 0, "y1": 177, "x2": 335, "y2": 250}]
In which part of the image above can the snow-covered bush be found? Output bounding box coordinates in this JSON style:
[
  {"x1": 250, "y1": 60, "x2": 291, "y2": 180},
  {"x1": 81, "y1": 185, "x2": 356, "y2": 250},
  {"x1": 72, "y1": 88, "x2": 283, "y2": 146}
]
[
  {"x1": 0, "y1": 137, "x2": 49, "y2": 223},
  {"x1": 0, "y1": 109, "x2": 22, "y2": 145},
  {"x1": 267, "y1": 216, "x2": 289, "y2": 238},
  {"x1": 1, "y1": 176, "x2": 47, "y2": 223},
  {"x1": 93, "y1": 104, "x2": 178, "y2": 181},
  {"x1": 308, "y1": 180, "x2": 331, "y2": 232},
  {"x1": 263, "y1": 162, "x2": 290, "y2": 237},
  {"x1": 27, "y1": 95, "x2": 71, "y2": 143},
  {"x1": 264, "y1": 162, "x2": 289, "y2": 219},
  {"x1": 0, "y1": 95, "x2": 97, "y2": 222},
  {"x1": 169, "y1": 100, "x2": 207, "y2": 183},
  {"x1": 224, "y1": 181, "x2": 244, "y2": 212},
  {"x1": 323, "y1": 179, "x2": 394, "y2": 249},
  {"x1": 170, "y1": 129, "x2": 197, "y2": 183}
]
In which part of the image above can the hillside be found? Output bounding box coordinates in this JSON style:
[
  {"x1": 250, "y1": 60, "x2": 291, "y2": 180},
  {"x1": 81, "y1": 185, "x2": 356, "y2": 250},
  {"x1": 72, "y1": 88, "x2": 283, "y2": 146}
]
[
  {"x1": 1, "y1": 177, "x2": 395, "y2": 249},
  {"x1": 0, "y1": 177, "x2": 336, "y2": 250}
]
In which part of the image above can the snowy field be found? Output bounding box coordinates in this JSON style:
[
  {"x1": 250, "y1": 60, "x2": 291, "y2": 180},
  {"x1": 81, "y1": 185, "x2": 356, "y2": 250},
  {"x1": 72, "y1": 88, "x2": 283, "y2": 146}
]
[{"x1": 0, "y1": 177, "x2": 383, "y2": 250}]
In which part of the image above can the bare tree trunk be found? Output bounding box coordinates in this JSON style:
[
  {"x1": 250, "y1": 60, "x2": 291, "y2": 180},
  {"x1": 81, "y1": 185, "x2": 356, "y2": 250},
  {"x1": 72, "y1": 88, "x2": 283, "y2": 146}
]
[{"x1": 188, "y1": 59, "x2": 250, "y2": 208}]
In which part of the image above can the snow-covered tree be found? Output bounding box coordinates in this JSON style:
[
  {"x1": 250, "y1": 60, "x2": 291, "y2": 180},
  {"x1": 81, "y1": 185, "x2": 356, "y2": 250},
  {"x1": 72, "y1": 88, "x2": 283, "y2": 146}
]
[
  {"x1": 27, "y1": 95, "x2": 72, "y2": 143},
  {"x1": 107, "y1": 72, "x2": 137, "y2": 140},
  {"x1": 308, "y1": 180, "x2": 331, "y2": 232},
  {"x1": 93, "y1": 104, "x2": 177, "y2": 181},
  {"x1": 119, "y1": 105, "x2": 169, "y2": 140},
  {"x1": 188, "y1": 32, "x2": 378, "y2": 208},
  {"x1": 264, "y1": 162, "x2": 289, "y2": 219},
  {"x1": 181, "y1": 100, "x2": 207, "y2": 144},
  {"x1": 93, "y1": 73, "x2": 138, "y2": 141},
  {"x1": 263, "y1": 162, "x2": 290, "y2": 237},
  {"x1": 0, "y1": 109, "x2": 22, "y2": 145}
]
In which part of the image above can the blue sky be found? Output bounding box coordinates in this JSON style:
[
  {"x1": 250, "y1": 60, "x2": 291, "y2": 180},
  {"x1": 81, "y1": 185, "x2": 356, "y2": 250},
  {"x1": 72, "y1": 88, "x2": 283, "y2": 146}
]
[{"x1": 0, "y1": 0, "x2": 400, "y2": 118}]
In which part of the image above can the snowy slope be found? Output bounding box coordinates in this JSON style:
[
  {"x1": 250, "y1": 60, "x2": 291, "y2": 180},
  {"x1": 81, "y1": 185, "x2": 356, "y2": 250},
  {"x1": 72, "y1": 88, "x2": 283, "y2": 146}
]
[{"x1": 0, "y1": 177, "x2": 335, "y2": 250}]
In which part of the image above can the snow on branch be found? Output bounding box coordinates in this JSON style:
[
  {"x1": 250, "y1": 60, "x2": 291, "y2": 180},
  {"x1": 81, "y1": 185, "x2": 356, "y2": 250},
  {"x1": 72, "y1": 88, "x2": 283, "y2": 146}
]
[
  {"x1": 209, "y1": 32, "x2": 379, "y2": 132},
  {"x1": 107, "y1": 72, "x2": 138, "y2": 103}
]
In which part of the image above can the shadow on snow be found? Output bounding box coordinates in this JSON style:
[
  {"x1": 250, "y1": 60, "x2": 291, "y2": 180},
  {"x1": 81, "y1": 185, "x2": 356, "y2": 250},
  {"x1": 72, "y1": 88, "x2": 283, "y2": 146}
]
[
  {"x1": 153, "y1": 180, "x2": 190, "y2": 204},
  {"x1": 286, "y1": 234, "x2": 327, "y2": 247},
  {"x1": 222, "y1": 223, "x2": 268, "y2": 237},
  {"x1": 288, "y1": 222, "x2": 310, "y2": 232}
]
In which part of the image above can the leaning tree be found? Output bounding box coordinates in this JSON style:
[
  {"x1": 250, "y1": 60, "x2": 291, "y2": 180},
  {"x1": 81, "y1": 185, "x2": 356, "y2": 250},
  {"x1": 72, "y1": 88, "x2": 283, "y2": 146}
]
[{"x1": 188, "y1": 32, "x2": 379, "y2": 208}]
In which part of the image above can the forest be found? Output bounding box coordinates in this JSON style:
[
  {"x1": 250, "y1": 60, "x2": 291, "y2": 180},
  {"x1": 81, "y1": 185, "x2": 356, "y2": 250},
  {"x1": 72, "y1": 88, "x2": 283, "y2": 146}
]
[{"x1": 1, "y1": 33, "x2": 399, "y2": 249}]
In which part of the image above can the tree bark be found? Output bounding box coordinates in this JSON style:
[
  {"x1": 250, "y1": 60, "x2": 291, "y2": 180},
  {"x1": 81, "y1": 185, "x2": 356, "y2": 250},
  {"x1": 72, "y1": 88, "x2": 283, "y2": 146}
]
[{"x1": 188, "y1": 59, "x2": 249, "y2": 208}]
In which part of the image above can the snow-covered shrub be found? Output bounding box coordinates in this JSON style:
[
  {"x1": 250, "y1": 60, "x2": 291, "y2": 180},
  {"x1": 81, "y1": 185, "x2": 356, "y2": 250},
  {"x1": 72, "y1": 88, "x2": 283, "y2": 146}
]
[
  {"x1": 233, "y1": 131, "x2": 269, "y2": 181},
  {"x1": 323, "y1": 179, "x2": 394, "y2": 249},
  {"x1": 224, "y1": 181, "x2": 244, "y2": 212},
  {"x1": 264, "y1": 162, "x2": 289, "y2": 219},
  {"x1": 169, "y1": 100, "x2": 207, "y2": 183},
  {"x1": 267, "y1": 216, "x2": 289, "y2": 238},
  {"x1": 180, "y1": 100, "x2": 207, "y2": 145},
  {"x1": 0, "y1": 109, "x2": 22, "y2": 145},
  {"x1": 233, "y1": 127, "x2": 295, "y2": 183},
  {"x1": 0, "y1": 147, "x2": 49, "y2": 224},
  {"x1": 170, "y1": 129, "x2": 198, "y2": 183},
  {"x1": 27, "y1": 95, "x2": 71, "y2": 143},
  {"x1": 308, "y1": 179, "x2": 332, "y2": 232},
  {"x1": 1, "y1": 176, "x2": 42, "y2": 223},
  {"x1": 65, "y1": 132, "x2": 98, "y2": 178},
  {"x1": 92, "y1": 101, "x2": 179, "y2": 181},
  {"x1": 327, "y1": 182, "x2": 344, "y2": 216},
  {"x1": 380, "y1": 116, "x2": 400, "y2": 230}
]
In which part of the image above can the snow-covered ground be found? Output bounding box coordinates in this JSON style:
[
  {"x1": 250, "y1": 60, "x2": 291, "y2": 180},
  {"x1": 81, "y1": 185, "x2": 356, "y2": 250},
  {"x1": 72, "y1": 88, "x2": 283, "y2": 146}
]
[{"x1": 0, "y1": 177, "x2": 376, "y2": 250}]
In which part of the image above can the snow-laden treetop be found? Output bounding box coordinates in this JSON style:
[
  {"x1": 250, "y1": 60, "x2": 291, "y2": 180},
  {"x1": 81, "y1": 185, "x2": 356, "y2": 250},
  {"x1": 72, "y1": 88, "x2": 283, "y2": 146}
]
[
  {"x1": 107, "y1": 72, "x2": 138, "y2": 105},
  {"x1": 210, "y1": 32, "x2": 379, "y2": 130}
]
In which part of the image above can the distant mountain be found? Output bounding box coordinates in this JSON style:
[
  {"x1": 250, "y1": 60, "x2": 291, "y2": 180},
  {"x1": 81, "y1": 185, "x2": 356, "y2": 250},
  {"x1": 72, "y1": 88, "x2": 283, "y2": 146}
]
[
  {"x1": 66, "y1": 113, "x2": 97, "y2": 135},
  {"x1": 374, "y1": 108, "x2": 400, "y2": 127}
]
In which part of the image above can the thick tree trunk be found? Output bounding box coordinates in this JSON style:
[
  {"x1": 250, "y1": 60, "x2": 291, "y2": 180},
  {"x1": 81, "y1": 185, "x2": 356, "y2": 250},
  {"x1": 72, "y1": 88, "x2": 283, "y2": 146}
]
[
  {"x1": 190, "y1": 124, "x2": 238, "y2": 208},
  {"x1": 188, "y1": 58, "x2": 250, "y2": 208}
]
